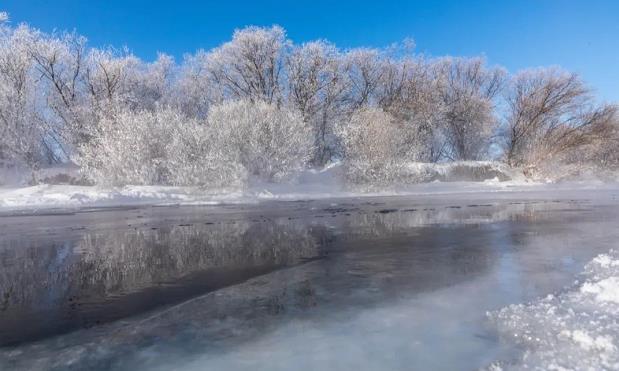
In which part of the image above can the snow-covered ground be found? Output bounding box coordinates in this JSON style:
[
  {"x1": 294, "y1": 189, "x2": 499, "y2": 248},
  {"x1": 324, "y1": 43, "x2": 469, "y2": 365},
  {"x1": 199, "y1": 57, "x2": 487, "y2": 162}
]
[
  {"x1": 0, "y1": 180, "x2": 560, "y2": 211},
  {"x1": 1, "y1": 178, "x2": 617, "y2": 212},
  {"x1": 0, "y1": 184, "x2": 237, "y2": 210},
  {"x1": 488, "y1": 250, "x2": 619, "y2": 370},
  {"x1": 2, "y1": 161, "x2": 617, "y2": 211}
]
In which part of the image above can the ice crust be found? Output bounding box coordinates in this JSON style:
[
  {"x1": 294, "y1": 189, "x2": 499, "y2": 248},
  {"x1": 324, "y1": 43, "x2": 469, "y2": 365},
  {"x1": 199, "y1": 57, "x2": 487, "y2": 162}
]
[{"x1": 488, "y1": 250, "x2": 619, "y2": 370}]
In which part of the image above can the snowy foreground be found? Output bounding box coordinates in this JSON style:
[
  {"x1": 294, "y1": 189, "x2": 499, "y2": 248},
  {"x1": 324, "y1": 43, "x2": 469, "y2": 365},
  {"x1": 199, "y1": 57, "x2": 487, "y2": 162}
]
[{"x1": 489, "y1": 250, "x2": 619, "y2": 370}]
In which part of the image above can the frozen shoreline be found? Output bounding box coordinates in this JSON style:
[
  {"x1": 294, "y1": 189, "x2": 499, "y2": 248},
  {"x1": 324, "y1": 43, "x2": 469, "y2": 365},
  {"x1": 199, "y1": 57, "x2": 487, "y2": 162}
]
[
  {"x1": 488, "y1": 249, "x2": 619, "y2": 370},
  {"x1": 1, "y1": 179, "x2": 618, "y2": 212},
  {"x1": 3, "y1": 160, "x2": 617, "y2": 212}
]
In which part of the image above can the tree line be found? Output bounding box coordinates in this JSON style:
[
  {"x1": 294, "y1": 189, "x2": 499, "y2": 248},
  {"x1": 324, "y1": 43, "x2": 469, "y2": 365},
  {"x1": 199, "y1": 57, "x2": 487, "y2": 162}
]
[{"x1": 1, "y1": 17, "x2": 617, "y2": 186}]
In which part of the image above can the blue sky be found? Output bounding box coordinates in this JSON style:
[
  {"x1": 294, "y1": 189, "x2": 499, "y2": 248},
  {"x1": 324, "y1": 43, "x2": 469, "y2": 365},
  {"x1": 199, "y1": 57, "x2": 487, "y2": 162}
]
[{"x1": 3, "y1": 0, "x2": 618, "y2": 102}]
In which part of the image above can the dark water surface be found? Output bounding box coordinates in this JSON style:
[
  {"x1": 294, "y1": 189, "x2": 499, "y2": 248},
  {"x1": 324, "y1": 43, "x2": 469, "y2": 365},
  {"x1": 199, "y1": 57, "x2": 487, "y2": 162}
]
[{"x1": 1, "y1": 189, "x2": 618, "y2": 370}]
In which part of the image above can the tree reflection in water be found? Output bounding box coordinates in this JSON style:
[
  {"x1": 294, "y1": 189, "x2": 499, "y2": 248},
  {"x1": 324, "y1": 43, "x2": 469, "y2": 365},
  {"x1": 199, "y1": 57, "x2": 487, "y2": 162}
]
[
  {"x1": 0, "y1": 219, "x2": 325, "y2": 346},
  {"x1": 0, "y1": 197, "x2": 595, "y2": 371}
]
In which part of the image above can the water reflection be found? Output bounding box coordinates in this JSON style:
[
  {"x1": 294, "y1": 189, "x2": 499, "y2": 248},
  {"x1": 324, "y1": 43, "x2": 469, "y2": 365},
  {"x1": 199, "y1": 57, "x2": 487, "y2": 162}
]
[
  {"x1": 0, "y1": 220, "x2": 325, "y2": 345},
  {"x1": 0, "y1": 196, "x2": 602, "y2": 371}
]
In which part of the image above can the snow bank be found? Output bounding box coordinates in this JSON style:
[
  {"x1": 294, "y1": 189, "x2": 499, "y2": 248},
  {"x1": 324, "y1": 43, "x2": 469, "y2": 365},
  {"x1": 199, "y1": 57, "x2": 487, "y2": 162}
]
[
  {"x1": 0, "y1": 185, "x2": 245, "y2": 210},
  {"x1": 0, "y1": 161, "x2": 517, "y2": 211},
  {"x1": 487, "y1": 250, "x2": 619, "y2": 370},
  {"x1": 523, "y1": 161, "x2": 619, "y2": 184},
  {"x1": 2, "y1": 161, "x2": 617, "y2": 211},
  {"x1": 344, "y1": 161, "x2": 523, "y2": 187},
  {"x1": 0, "y1": 182, "x2": 516, "y2": 211},
  {"x1": 401, "y1": 161, "x2": 518, "y2": 182}
]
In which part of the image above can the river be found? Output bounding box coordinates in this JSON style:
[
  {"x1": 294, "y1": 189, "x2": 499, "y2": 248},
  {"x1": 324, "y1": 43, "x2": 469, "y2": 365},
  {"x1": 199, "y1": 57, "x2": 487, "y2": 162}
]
[{"x1": 1, "y1": 189, "x2": 618, "y2": 370}]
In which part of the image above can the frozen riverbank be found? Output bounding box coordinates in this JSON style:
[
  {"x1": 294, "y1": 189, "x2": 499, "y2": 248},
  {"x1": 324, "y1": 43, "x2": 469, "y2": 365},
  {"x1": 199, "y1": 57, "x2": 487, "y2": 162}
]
[
  {"x1": 2, "y1": 160, "x2": 617, "y2": 212},
  {"x1": 1, "y1": 179, "x2": 618, "y2": 212}
]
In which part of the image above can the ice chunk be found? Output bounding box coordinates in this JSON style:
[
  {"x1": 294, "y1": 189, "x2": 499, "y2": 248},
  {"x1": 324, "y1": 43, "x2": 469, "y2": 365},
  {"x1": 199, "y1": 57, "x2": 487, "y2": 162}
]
[
  {"x1": 581, "y1": 277, "x2": 619, "y2": 304},
  {"x1": 488, "y1": 250, "x2": 619, "y2": 370}
]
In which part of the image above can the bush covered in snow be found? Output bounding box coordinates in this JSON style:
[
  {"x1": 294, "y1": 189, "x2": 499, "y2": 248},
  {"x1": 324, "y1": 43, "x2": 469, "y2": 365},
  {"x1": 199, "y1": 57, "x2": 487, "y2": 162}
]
[
  {"x1": 338, "y1": 108, "x2": 407, "y2": 184},
  {"x1": 78, "y1": 108, "x2": 246, "y2": 188},
  {"x1": 76, "y1": 100, "x2": 312, "y2": 187},
  {"x1": 207, "y1": 100, "x2": 313, "y2": 182}
]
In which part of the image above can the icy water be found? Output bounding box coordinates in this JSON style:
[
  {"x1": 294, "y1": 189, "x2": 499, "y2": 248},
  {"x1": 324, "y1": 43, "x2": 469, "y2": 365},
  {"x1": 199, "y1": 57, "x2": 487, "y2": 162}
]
[{"x1": 1, "y1": 189, "x2": 618, "y2": 370}]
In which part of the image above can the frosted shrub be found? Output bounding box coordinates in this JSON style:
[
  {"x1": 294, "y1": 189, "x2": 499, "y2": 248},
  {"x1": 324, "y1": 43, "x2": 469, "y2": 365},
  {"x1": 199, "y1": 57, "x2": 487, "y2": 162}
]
[
  {"x1": 338, "y1": 108, "x2": 406, "y2": 185},
  {"x1": 165, "y1": 117, "x2": 247, "y2": 188},
  {"x1": 207, "y1": 100, "x2": 314, "y2": 182},
  {"x1": 78, "y1": 108, "x2": 246, "y2": 188}
]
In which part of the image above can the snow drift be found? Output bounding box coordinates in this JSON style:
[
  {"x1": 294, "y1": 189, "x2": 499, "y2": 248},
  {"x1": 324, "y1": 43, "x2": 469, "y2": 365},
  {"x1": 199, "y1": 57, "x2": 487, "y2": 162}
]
[
  {"x1": 488, "y1": 250, "x2": 619, "y2": 370},
  {"x1": 343, "y1": 160, "x2": 520, "y2": 187}
]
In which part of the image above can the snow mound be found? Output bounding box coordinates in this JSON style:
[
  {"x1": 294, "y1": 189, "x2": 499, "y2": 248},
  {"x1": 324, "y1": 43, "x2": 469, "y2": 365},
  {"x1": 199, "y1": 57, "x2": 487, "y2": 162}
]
[
  {"x1": 487, "y1": 250, "x2": 619, "y2": 370},
  {"x1": 403, "y1": 161, "x2": 518, "y2": 182},
  {"x1": 345, "y1": 161, "x2": 523, "y2": 187},
  {"x1": 523, "y1": 162, "x2": 619, "y2": 184},
  {"x1": 0, "y1": 185, "x2": 244, "y2": 210}
]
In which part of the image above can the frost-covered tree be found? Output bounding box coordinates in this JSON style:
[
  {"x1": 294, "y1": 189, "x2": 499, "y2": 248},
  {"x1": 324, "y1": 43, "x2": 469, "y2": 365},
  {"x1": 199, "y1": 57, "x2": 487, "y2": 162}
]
[
  {"x1": 376, "y1": 57, "x2": 445, "y2": 162},
  {"x1": 170, "y1": 50, "x2": 228, "y2": 118},
  {"x1": 128, "y1": 53, "x2": 176, "y2": 111},
  {"x1": 286, "y1": 41, "x2": 349, "y2": 164},
  {"x1": 343, "y1": 48, "x2": 385, "y2": 110},
  {"x1": 27, "y1": 29, "x2": 89, "y2": 152},
  {"x1": 0, "y1": 23, "x2": 45, "y2": 169},
  {"x1": 590, "y1": 119, "x2": 619, "y2": 169},
  {"x1": 2, "y1": 16, "x2": 619, "y2": 188},
  {"x1": 29, "y1": 31, "x2": 88, "y2": 142},
  {"x1": 206, "y1": 26, "x2": 289, "y2": 104},
  {"x1": 339, "y1": 108, "x2": 401, "y2": 166},
  {"x1": 83, "y1": 47, "x2": 141, "y2": 112},
  {"x1": 436, "y1": 57, "x2": 505, "y2": 161},
  {"x1": 207, "y1": 99, "x2": 313, "y2": 181},
  {"x1": 503, "y1": 68, "x2": 617, "y2": 168}
]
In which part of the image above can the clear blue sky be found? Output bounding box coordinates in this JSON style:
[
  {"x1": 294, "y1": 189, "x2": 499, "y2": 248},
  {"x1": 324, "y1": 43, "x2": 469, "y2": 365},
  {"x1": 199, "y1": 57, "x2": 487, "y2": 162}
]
[{"x1": 3, "y1": 0, "x2": 618, "y2": 102}]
